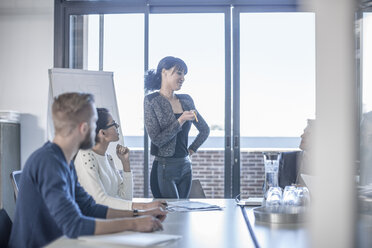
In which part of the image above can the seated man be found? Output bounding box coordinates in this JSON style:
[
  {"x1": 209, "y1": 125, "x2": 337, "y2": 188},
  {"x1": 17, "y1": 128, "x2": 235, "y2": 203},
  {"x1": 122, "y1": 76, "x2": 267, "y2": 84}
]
[
  {"x1": 8, "y1": 93, "x2": 166, "y2": 248},
  {"x1": 278, "y1": 119, "x2": 314, "y2": 188}
]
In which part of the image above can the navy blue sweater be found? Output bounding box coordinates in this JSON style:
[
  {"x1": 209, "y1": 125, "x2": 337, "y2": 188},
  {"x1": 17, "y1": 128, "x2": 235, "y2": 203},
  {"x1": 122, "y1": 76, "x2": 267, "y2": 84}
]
[{"x1": 8, "y1": 142, "x2": 108, "y2": 247}]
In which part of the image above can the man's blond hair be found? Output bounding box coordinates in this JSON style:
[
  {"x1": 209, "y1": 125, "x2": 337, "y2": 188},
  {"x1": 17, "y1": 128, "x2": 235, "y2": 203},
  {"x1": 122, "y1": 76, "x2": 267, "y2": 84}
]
[{"x1": 52, "y1": 92, "x2": 95, "y2": 136}]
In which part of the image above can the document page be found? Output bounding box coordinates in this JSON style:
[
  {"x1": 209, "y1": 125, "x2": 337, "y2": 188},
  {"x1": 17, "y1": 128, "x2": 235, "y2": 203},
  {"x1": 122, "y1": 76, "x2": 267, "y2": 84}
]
[
  {"x1": 79, "y1": 232, "x2": 181, "y2": 247},
  {"x1": 167, "y1": 200, "x2": 222, "y2": 212}
]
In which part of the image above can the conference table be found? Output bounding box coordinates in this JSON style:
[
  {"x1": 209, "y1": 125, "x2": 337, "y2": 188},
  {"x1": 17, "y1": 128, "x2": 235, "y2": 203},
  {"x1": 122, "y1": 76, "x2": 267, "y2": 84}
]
[{"x1": 47, "y1": 199, "x2": 309, "y2": 248}]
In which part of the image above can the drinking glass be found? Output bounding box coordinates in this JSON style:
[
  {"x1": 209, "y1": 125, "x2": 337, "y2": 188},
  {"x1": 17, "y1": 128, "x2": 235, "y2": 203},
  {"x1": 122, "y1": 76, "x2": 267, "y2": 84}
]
[
  {"x1": 266, "y1": 187, "x2": 282, "y2": 207},
  {"x1": 283, "y1": 186, "x2": 298, "y2": 206},
  {"x1": 296, "y1": 186, "x2": 310, "y2": 206}
]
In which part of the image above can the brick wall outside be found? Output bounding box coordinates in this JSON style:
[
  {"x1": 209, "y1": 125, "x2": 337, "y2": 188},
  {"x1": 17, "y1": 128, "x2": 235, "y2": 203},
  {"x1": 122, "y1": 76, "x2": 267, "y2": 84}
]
[
  {"x1": 129, "y1": 149, "x2": 283, "y2": 199},
  {"x1": 240, "y1": 151, "x2": 265, "y2": 198}
]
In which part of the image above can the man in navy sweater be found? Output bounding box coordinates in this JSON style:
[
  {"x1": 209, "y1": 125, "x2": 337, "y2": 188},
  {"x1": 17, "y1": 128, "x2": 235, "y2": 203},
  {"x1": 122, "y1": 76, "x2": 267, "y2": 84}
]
[{"x1": 8, "y1": 93, "x2": 166, "y2": 247}]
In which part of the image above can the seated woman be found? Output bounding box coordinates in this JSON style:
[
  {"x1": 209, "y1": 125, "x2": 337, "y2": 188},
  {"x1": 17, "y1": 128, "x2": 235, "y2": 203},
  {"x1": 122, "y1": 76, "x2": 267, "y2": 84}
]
[{"x1": 75, "y1": 108, "x2": 164, "y2": 210}]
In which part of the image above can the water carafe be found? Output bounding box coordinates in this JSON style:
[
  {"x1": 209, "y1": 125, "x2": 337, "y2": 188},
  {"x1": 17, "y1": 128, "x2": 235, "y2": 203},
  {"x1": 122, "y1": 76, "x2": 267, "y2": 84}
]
[{"x1": 263, "y1": 152, "x2": 279, "y2": 197}]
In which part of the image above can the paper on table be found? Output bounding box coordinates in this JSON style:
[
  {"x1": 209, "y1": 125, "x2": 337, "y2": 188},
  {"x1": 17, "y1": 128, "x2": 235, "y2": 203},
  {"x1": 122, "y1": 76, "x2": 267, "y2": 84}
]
[
  {"x1": 237, "y1": 197, "x2": 263, "y2": 206},
  {"x1": 167, "y1": 200, "x2": 222, "y2": 212},
  {"x1": 78, "y1": 232, "x2": 181, "y2": 247}
]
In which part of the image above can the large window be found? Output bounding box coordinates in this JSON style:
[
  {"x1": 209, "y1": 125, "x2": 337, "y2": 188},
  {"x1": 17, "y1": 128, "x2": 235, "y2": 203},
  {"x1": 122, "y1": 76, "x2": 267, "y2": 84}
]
[
  {"x1": 71, "y1": 14, "x2": 145, "y2": 147},
  {"x1": 240, "y1": 13, "x2": 315, "y2": 146},
  {"x1": 64, "y1": 3, "x2": 315, "y2": 198},
  {"x1": 86, "y1": 15, "x2": 100, "y2": 70},
  {"x1": 238, "y1": 12, "x2": 315, "y2": 198},
  {"x1": 360, "y1": 12, "x2": 372, "y2": 186},
  {"x1": 103, "y1": 14, "x2": 145, "y2": 145},
  {"x1": 362, "y1": 13, "x2": 372, "y2": 114},
  {"x1": 149, "y1": 13, "x2": 225, "y2": 142}
]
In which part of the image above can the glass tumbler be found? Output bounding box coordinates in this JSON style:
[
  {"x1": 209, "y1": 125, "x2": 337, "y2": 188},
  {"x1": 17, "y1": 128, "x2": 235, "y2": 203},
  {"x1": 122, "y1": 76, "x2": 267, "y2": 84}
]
[
  {"x1": 283, "y1": 186, "x2": 298, "y2": 206},
  {"x1": 266, "y1": 186, "x2": 283, "y2": 207},
  {"x1": 296, "y1": 186, "x2": 310, "y2": 206}
]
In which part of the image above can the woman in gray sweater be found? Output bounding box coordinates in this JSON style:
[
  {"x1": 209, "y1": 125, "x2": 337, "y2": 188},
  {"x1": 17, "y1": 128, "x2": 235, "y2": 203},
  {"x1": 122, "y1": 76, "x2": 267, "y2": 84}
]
[{"x1": 144, "y1": 56, "x2": 210, "y2": 198}]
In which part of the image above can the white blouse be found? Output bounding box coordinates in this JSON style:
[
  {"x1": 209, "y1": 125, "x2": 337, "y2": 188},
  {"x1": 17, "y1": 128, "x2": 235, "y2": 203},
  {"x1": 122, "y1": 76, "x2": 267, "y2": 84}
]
[{"x1": 74, "y1": 149, "x2": 133, "y2": 210}]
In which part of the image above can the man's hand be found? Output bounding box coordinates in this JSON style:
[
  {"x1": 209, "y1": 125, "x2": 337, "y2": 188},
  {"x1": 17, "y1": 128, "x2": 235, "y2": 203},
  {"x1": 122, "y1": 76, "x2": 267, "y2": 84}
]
[
  {"x1": 132, "y1": 216, "x2": 163, "y2": 232},
  {"x1": 97, "y1": 207, "x2": 167, "y2": 235},
  {"x1": 146, "y1": 200, "x2": 167, "y2": 210},
  {"x1": 138, "y1": 207, "x2": 167, "y2": 222}
]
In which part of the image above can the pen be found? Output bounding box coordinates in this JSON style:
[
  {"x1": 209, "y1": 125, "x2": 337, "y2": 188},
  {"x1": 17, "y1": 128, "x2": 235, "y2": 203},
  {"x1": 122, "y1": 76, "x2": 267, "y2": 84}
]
[{"x1": 192, "y1": 111, "x2": 198, "y2": 122}]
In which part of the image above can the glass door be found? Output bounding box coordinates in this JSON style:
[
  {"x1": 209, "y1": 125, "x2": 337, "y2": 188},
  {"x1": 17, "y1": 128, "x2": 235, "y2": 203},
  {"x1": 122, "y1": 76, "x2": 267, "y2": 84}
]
[{"x1": 149, "y1": 13, "x2": 227, "y2": 197}]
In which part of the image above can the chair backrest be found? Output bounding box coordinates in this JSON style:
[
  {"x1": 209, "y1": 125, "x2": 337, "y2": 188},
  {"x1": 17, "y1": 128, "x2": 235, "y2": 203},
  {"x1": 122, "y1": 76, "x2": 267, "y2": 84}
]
[
  {"x1": 0, "y1": 208, "x2": 12, "y2": 247},
  {"x1": 189, "y1": 179, "x2": 206, "y2": 198},
  {"x1": 278, "y1": 151, "x2": 300, "y2": 188},
  {"x1": 10, "y1": 170, "x2": 22, "y2": 201}
]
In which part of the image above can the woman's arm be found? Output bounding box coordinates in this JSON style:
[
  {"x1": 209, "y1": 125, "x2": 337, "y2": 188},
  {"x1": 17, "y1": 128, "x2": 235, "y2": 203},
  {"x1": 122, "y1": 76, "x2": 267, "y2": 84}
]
[
  {"x1": 114, "y1": 146, "x2": 133, "y2": 200},
  {"x1": 185, "y1": 96, "x2": 210, "y2": 152},
  {"x1": 189, "y1": 111, "x2": 210, "y2": 152},
  {"x1": 144, "y1": 96, "x2": 182, "y2": 147},
  {"x1": 116, "y1": 170, "x2": 133, "y2": 201},
  {"x1": 116, "y1": 145, "x2": 131, "y2": 172}
]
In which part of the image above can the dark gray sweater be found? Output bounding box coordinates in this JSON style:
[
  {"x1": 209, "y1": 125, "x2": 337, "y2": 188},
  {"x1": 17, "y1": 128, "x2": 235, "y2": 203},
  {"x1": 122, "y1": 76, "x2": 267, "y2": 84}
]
[{"x1": 144, "y1": 92, "x2": 210, "y2": 157}]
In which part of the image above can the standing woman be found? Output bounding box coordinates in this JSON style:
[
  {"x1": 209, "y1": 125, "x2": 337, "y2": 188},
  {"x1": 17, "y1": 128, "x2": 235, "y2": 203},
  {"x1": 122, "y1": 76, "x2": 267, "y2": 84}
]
[{"x1": 144, "y1": 56, "x2": 210, "y2": 199}]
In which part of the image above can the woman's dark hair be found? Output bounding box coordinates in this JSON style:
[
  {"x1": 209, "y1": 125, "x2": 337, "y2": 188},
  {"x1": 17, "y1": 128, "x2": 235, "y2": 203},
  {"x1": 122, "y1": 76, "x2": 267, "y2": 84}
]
[
  {"x1": 144, "y1": 56, "x2": 188, "y2": 93},
  {"x1": 95, "y1": 108, "x2": 110, "y2": 143}
]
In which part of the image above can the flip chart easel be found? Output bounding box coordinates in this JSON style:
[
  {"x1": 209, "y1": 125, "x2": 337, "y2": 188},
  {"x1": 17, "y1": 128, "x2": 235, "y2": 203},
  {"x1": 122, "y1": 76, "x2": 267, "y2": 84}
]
[{"x1": 47, "y1": 68, "x2": 124, "y2": 168}]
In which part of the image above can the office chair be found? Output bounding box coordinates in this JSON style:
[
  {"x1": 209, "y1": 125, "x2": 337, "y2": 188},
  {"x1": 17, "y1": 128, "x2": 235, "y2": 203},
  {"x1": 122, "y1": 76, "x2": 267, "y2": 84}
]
[
  {"x1": 10, "y1": 170, "x2": 22, "y2": 201},
  {"x1": 0, "y1": 208, "x2": 12, "y2": 247},
  {"x1": 189, "y1": 179, "x2": 206, "y2": 198}
]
